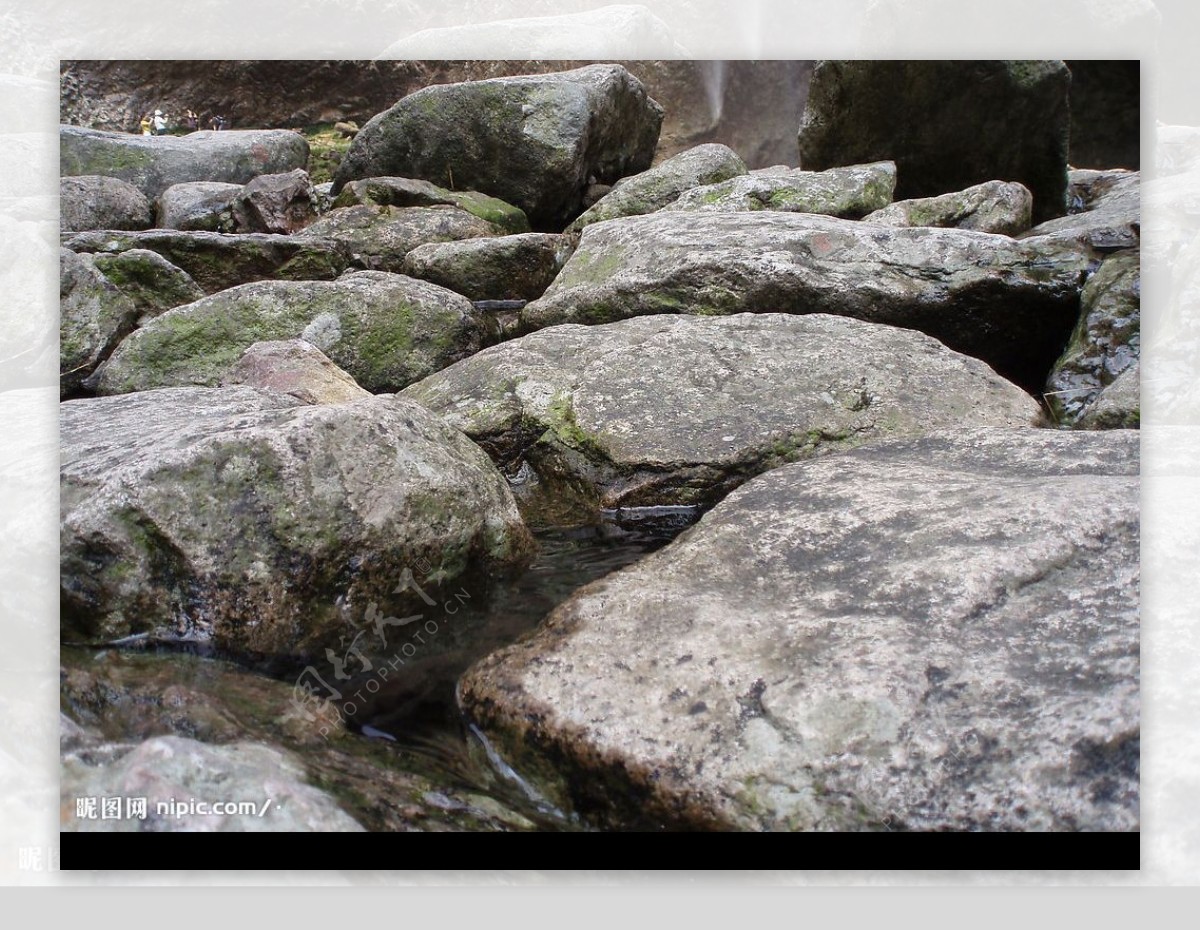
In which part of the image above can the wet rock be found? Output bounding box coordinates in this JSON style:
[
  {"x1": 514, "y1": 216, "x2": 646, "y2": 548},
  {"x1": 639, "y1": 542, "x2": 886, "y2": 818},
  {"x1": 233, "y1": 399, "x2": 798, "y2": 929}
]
[
  {"x1": 296, "y1": 205, "x2": 501, "y2": 273},
  {"x1": 231, "y1": 168, "x2": 318, "y2": 234},
  {"x1": 521, "y1": 211, "x2": 1090, "y2": 390},
  {"x1": 60, "y1": 175, "x2": 152, "y2": 232},
  {"x1": 401, "y1": 313, "x2": 1039, "y2": 517},
  {"x1": 60, "y1": 386, "x2": 533, "y2": 654},
  {"x1": 332, "y1": 64, "x2": 663, "y2": 230},
  {"x1": 798, "y1": 60, "x2": 1070, "y2": 223},
  {"x1": 60, "y1": 125, "x2": 309, "y2": 199},
  {"x1": 863, "y1": 180, "x2": 1032, "y2": 236},
  {"x1": 1068, "y1": 168, "x2": 1138, "y2": 213},
  {"x1": 664, "y1": 161, "x2": 895, "y2": 219},
  {"x1": 63, "y1": 229, "x2": 350, "y2": 294},
  {"x1": 221, "y1": 339, "x2": 370, "y2": 405},
  {"x1": 461, "y1": 429, "x2": 1139, "y2": 832},
  {"x1": 402, "y1": 233, "x2": 572, "y2": 302},
  {"x1": 567, "y1": 143, "x2": 747, "y2": 233},
  {"x1": 155, "y1": 181, "x2": 242, "y2": 232},
  {"x1": 1078, "y1": 362, "x2": 1139, "y2": 430},
  {"x1": 91, "y1": 249, "x2": 205, "y2": 324},
  {"x1": 92, "y1": 271, "x2": 489, "y2": 396},
  {"x1": 1023, "y1": 170, "x2": 1139, "y2": 252},
  {"x1": 332, "y1": 177, "x2": 530, "y2": 234},
  {"x1": 1045, "y1": 250, "x2": 1140, "y2": 425},
  {"x1": 60, "y1": 248, "x2": 138, "y2": 398}
]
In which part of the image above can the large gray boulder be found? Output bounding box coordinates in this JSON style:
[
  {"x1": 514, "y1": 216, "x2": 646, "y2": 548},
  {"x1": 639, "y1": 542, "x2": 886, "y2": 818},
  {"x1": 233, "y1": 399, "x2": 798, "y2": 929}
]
[
  {"x1": 461, "y1": 429, "x2": 1140, "y2": 831},
  {"x1": 90, "y1": 249, "x2": 205, "y2": 324},
  {"x1": 332, "y1": 65, "x2": 664, "y2": 230},
  {"x1": 60, "y1": 248, "x2": 138, "y2": 398},
  {"x1": 798, "y1": 61, "x2": 1071, "y2": 224},
  {"x1": 295, "y1": 204, "x2": 501, "y2": 273},
  {"x1": 60, "y1": 386, "x2": 533, "y2": 654},
  {"x1": 402, "y1": 233, "x2": 572, "y2": 302},
  {"x1": 1045, "y1": 249, "x2": 1140, "y2": 425},
  {"x1": 332, "y1": 177, "x2": 530, "y2": 234},
  {"x1": 63, "y1": 229, "x2": 351, "y2": 294},
  {"x1": 401, "y1": 313, "x2": 1040, "y2": 519},
  {"x1": 863, "y1": 180, "x2": 1033, "y2": 236},
  {"x1": 221, "y1": 339, "x2": 369, "y2": 405},
  {"x1": 60, "y1": 125, "x2": 310, "y2": 199},
  {"x1": 92, "y1": 271, "x2": 490, "y2": 396},
  {"x1": 567, "y1": 143, "x2": 748, "y2": 233},
  {"x1": 155, "y1": 181, "x2": 242, "y2": 232},
  {"x1": 521, "y1": 211, "x2": 1091, "y2": 389},
  {"x1": 663, "y1": 161, "x2": 896, "y2": 219},
  {"x1": 60, "y1": 175, "x2": 152, "y2": 232}
]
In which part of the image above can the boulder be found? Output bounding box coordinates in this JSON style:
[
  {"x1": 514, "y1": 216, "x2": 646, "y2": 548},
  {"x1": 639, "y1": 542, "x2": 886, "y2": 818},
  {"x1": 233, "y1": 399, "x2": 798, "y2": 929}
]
[
  {"x1": 295, "y1": 205, "x2": 501, "y2": 273},
  {"x1": 798, "y1": 61, "x2": 1071, "y2": 224},
  {"x1": 155, "y1": 181, "x2": 242, "y2": 232},
  {"x1": 664, "y1": 161, "x2": 895, "y2": 219},
  {"x1": 60, "y1": 386, "x2": 533, "y2": 654},
  {"x1": 1065, "y1": 60, "x2": 1141, "y2": 170},
  {"x1": 567, "y1": 143, "x2": 747, "y2": 233},
  {"x1": 401, "y1": 313, "x2": 1040, "y2": 518},
  {"x1": 60, "y1": 248, "x2": 138, "y2": 398},
  {"x1": 60, "y1": 125, "x2": 310, "y2": 199},
  {"x1": 91, "y1": 249, "x2": 205, "y2": 324},
  {"x1": 62, "y1": 734, "x2": 365, "y2": 832},
  {"x1": 521, "y1": 211, "x2": 1090, "y2": 390},
  {"x1": 231, "y1": 168, "x2": 318, "y2": 234},
  {"x1": 460, "y1": 429, "x2": 1140, "y2": 832},
  {"x1": 1068, "y1": 168, "x2": 1138, "y2": 213},
  {"x1": 62, "y1": 229, "x2": 351, "y2": 294},
  {"x1": 221, "y1": 339, "x2": 370, "y2": 405},
  {"x1": 402, "y1": 233, "x2": 572, "y2": 302},
  {"x1": 863, "y1": 180, "x2": 1033, "y2": 236},
  {"x1": 1045, "y1": 250, "x2": 1140, "y2": 425},
  {"x1": 332, "y1": 65, "x2": 664, "y2": 230},
  {"x1": 60, "y1": 175, "x2": 152, "y2": 232},
  {"x1": 92, "y1": 271, "x2": 489, "y2": 395},
  {"x1": 1023, "y1": 170, "x2": 1140, "y2": 252},
  {"x1": 1078, "y1": 362, "x2": 1140, "y2": 429},
  {"x1": 332, "y1": 177, "x2": 530, "y2": 234}
]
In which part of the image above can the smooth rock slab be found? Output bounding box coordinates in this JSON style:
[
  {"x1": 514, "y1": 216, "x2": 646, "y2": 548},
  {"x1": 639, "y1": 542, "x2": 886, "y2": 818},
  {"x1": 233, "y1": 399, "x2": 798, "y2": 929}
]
[
  {"x1": 664, "y1": 161, "x2": 895, "y2": 219},
  {"x1": 401, "y1": 313, "x2": 1040, "y2": 518},
  {"x1": 60, "y1": 386, "x2": 533, "y2": 654},
  {"x1": 402, "y1": 233, "x2": 573, "y2": 302},
  {"x1": 60, "y1": 125, "x2": 309, "y2": 199},
  {"x1": 221, "y1": 339, "x2": 370, "y2": 405},
  {"x1": 332, "y1": 64, "x2": 663, "y2": 230},
  {"x1": 64, "y1": 229, "x2": 350, "y2": 294},
  {"x1": 863, "y1": 180, "x2": 1033, "y2": 236},
  {"x1": 60, "y1": 175, "x2": 152, "y2": 232},
  {"x1": 521, "y1": 211, "x2": 1091, "y2": 390},
  {"x1": 93, "y1": 271, "x2": 489, "y2": 395},
  {"x1": 461, "y1": 429, "x2": 1139, "y2": 831},
  {"x1": 567, "y1": 143, "x2": 748, "y2": 233}
]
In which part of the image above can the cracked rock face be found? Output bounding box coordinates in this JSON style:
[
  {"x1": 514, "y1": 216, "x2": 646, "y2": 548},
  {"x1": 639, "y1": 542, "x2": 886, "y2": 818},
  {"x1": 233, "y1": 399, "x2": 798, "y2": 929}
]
[
  {"x1": 401, "y1": 313, "x2": 1040, "y2": 522},
  {"x1": 460, "y1": 429, "x2": 1139, "y2": 831}
]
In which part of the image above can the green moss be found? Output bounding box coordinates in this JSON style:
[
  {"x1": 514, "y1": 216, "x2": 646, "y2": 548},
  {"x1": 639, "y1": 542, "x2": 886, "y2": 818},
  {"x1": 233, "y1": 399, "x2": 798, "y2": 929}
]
[
  {"x1": 301, "y1": 124, "x2": 352, "y2": 185},
  {"x1": 353, "y1": 302, "x2": 415, "y2": 384},
  {"x1": 543, "y1": 393, "x2": 605, "y2": 458}
]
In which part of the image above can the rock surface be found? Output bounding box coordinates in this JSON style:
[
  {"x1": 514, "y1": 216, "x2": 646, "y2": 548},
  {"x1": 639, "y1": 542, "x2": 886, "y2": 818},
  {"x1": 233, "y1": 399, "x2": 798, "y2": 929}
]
[
  {"x1": 155, "y1": 181, "x2": 242, "y2": 232},
  {"x1": 221, "y1": 339, "x2": 370, "y2": 405},
  {"x1": 1045, "y1": 249, "x2": 1140, "y2": 425},
  {"x1": 863, "y1": 180, "x2": 1033, "y2": 236},
  {"x1": 460, "y1": 429, "x2": 1140, "y2": 832},
  {"x1": 60, "y1": 386, "x2": 533, "y2": 654},
  {"x1": 60, "y1": 175, "x2": 152, "y2": 232},
  {"x1": 1024, "y1": 170, "x2": 1140, "y2": 252},
  {"x1": 332, "y1": 177, "x2": 530, "y2": 234},
  {"x1": 60, "y1": 248, "x2": 138, "y2": 398},
  {"x1": 1078, "y1": 362, "x2": 1140, "y2": 430},
  {"x1": 63, "y1": 229, "x2": 350, "y2": 294},
  {"x1": 567, "y1": 143, "x2": 747, "y2": 232},
  {"x1": 90, "y1": 249, "x2": 205, "y2": 324},
  {"x1": 664, "y1": 161, "x2": 895, "y2": 219},
  {"x1": 401, "y1": 313, "x2": 1040, "y2": 518},
  {"x1": 402, "y1": 233, "x2": 572, "y2": 302},
  {"x1": 332, "y1": 65, "x2": 664, "y2": 230},
  {"x1": 296, "y1": 204, "x2": 501, "y2": 273},
  {"x1": 798, "y1": 60, "x2": 1070, "y2": 224},
  {"x1": 60, "y1": 125, "x2": 310, "y2": 199},
  {"x1": 93, "y1": 271, "x2": 489, "y2": 396},
  {"x1": 521, "y1": 211, "x2": 1090, "y2": 390},
  {"x1": 231, "y1": 168, "x2": 318, "y2": 234}
]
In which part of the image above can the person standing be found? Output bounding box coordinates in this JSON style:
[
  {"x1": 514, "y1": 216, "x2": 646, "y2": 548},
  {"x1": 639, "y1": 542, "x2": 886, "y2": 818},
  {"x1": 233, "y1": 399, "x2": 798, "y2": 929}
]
[
  {"x1": 152, "y1": 109, "x2": 168, "y2": 135},
  {"x1": 139, "y1": 113, "x2": 152, "y2": 135}
]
